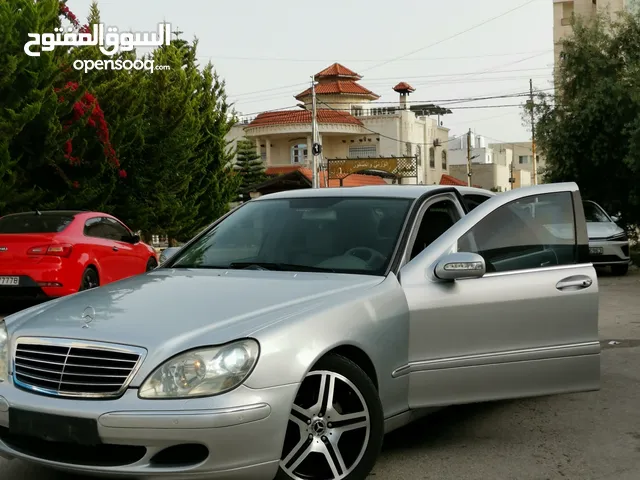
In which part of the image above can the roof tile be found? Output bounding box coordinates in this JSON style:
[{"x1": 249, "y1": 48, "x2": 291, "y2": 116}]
[
  {"x1": 295, "y1": 80, "x2": 379, "y2": 100},
  {"x1": 315, "y1": 63, "x2": 361, "y2": 79},
  {"x1": 265, "y1": 166, "x2": 387, "y2": 188},
  {"x1": 248, "y1": 109, "x2": 362, "y2": 128}
]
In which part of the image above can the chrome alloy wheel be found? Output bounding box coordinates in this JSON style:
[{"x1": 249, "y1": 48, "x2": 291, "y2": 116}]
[{"x1": 280, "y1": 370, "x2": 371, "y2": 480}]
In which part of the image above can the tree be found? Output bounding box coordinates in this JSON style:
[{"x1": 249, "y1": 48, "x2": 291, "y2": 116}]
[
  {"x1": 234, "y1": 137, "x2": 266, "y2": 195},
  {"x1": 528, "y1": 9, "x2": 640, "y2": 230},
  {"x1": 0, "y1": 0, "x2": 124, "y2": 214}
]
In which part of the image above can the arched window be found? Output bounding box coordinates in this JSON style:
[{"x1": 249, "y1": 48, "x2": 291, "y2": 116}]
[
  {"x1": 442, "y1": 150, "x2": 447, "y2": 169},
  {"x1": 405, "y1": 142, "x2": 412, "y2": 156},
  {"x1": 291, "y1": 144, "x2": 307, "y2": 164},
  {"x1": 429, "y1": 147, "x2": 435, "y2": 168},
  {"x1": 416, "y1": 145, "x2": 422, "y2": 164}
]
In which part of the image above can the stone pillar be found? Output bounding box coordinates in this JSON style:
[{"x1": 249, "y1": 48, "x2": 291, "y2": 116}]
[
  {"x1": 255, "y1": 138, "x2": 261, "y2": 156},
  {"x1": 265, "y1": 139, "x2": 271, "y2": 166},
  {"x1": 306, "y1": 135, "x2": 312, "y2": 165}
]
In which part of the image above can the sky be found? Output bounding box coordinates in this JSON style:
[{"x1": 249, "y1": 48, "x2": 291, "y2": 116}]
[{"x1": 66, "y1": 0, "x2": 554, "y2": 144}]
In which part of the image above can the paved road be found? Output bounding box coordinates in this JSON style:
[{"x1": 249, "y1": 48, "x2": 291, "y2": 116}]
[{"x1": 1, "y1": 269, "x2": 639, "y2": 480}]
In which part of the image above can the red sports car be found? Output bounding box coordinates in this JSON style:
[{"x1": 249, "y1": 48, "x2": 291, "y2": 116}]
[{"x1": 0, "y1": 210, "x2": 158, "y2": 301}]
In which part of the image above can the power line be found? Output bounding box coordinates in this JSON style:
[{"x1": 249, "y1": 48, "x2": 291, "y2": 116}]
[
  {"x1": 229, "y1": 51, "x2": 552, "y2": 99},
  {"x1": 234, "y1": 88, "x2": 557, "y2": 117},
  {"x1": 359, "y1": 0, "x2": 542, "y2": 73},
  {"x1": 232, "y1": 74, "x2": 554, "y2": 105},
  {"x1": 200, "y1": 50, "x2": 552, "y2": 63}
]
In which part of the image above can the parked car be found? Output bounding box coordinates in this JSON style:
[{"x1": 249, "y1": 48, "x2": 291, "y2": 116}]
[
  {"x1": 0, "y1": 210, "x2": 158, "y2": 301},
  {"x1": 0, "y1": 183, "x2": 600, "y2": 480},
  {"x1": 582, "y1": 200, "x2": 631, "y2": 275}
]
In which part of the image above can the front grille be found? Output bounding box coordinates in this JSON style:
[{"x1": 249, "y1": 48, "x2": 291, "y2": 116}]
[{"x1": 13, "y1": 339, "x2": 144, "y2": 398}]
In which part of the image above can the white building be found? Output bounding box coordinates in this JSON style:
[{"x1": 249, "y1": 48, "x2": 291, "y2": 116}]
[{"x1": 226, "y1": 63, "x2": 452, "y2": 191}]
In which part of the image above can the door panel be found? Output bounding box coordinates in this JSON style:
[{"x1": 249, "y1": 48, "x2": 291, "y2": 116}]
[
  {"x1": 101, "y1": 218, "x2": 139, "y2": 278},
  {"x1": 83, "y1": 217, "x2": 118, "y2": 284},
  {"x1": 399, "y1": 183, "x2": 600, "y2": 409}
]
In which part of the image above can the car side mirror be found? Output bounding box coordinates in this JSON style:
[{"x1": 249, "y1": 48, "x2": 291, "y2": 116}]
[
  {"x1": 128, "y1": 234, "x2": 140, "y2": 244},
  {"x1": 611, "y1": 215, "x2": 620, "y2": 223},
  {"x1": 434, "y1": 252, "x2": 486, "y2": 281}
]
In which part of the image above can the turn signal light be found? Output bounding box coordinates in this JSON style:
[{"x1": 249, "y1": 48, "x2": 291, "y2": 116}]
[{"x1": 27, "y1": 244, "x2": 73, "y2": 258}]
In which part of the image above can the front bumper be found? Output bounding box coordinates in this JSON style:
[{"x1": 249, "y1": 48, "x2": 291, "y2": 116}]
[
  {"x1": 0, "y1": 381, "x2": 298, "y2": 479},
  {"x1": 588, "y1": 239, "x2": 631, "y2": 266}
]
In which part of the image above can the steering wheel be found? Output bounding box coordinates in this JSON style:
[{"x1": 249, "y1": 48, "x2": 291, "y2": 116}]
[{"x1": 343, "y1": 247, "x2": 386, "y2": 266}]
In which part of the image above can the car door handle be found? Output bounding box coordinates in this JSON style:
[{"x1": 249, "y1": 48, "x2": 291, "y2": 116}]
[
  {"x1": 112, "y1": 246, "x2": 119, "y2": 252},
  {"x1": 556, "y1": 275, "x2": 593, "y2": 291}
]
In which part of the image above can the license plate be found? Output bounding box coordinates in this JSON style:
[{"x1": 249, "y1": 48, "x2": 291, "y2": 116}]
[
  {"x1": 9, "y1": 408, "x2": 102, "y2": 445},
  {"x1": 589, "y1": 247, "x2": 604, "y2": 255},
  {"x1": 0, "y1": 276, "x2": 19, "y2": 286}
]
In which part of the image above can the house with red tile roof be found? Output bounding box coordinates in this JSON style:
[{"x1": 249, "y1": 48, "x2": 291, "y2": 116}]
[{"x1": 226, "y1": 63, "x2": 453, "y2": 195}]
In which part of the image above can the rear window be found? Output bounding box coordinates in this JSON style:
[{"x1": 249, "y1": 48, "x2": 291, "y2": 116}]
[{"x1": 0, "y1": 214, "x2": 75, "y2": 234}]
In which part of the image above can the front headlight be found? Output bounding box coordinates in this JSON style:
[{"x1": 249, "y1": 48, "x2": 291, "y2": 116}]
[
  {"x1": 607, "y1": 232, "x2": 628, "y2": 242},
  {"x1": 139, "y1": 339, "x2": 259, "y2": 399},
  {"x1": 0, "y1": 321, "x2": 8, "y2": 383}
]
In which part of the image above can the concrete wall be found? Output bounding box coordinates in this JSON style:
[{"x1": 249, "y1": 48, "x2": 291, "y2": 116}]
[{"x1": 450, "y1": 163, "x2": 511, "y2": 192}]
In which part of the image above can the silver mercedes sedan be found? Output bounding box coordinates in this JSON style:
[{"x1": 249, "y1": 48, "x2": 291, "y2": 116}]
[{"x1": 0, "y1": 183, "x2": 600, "y2": 480}]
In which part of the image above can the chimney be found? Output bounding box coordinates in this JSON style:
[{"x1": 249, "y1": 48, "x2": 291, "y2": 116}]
[{"x1": 392, "y1": 82, "x2": 415, "y2": 111}]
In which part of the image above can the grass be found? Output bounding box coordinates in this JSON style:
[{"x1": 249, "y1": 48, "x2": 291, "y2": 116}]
[{"x1": 631, "y1": 246, "x2": 640, "y2": 267}]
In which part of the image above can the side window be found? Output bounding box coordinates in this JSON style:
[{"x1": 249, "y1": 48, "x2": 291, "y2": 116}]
[
  {"x1": 463, "y1": 194, "x2": 492, "y2": 212},
  {"x1": 410, "y1": 198, "x2": 461, "y2": 260},
  {"x1": 102, "y1": 218, "x2": 130, "y2": 241},
  {"x1": 84, "y1": 217, "x2": 105, "y2": 238},
  {"x1": 458, "y1": 192, "x2": 577, "y2": 273}
]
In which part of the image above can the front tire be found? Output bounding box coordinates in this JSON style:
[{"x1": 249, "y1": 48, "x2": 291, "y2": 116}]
[
  {"x1": 611, "y1": 264, "x2": 629, "y2": 276},
  {"x1": 276, "y1": 353, "x2": 384, "y2": 480}
]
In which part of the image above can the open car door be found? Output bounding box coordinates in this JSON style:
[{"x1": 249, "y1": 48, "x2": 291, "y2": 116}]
[{"x1": 398, "y1": 182, "x2": 600, "y2": 408}]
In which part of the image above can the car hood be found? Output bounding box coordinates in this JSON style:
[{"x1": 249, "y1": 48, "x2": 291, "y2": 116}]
[
  {"x1": 586, "y1": 221, "x2": 624, "y2": 239},
  {"x1": 5, "y1": 268, "x2": 382, "y2": 361}
]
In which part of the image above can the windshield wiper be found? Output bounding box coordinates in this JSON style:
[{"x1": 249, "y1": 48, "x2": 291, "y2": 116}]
[{"x1": 228, "y1": 262, "x2": 336, "y2": 273}]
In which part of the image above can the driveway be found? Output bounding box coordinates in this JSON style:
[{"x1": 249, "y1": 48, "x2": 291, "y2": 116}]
[{"x1": 1, "y1": 269, "x2": 639, "y2": 479}]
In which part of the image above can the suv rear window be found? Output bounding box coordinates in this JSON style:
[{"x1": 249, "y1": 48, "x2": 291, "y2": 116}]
[{"x1": 0, "y1": 214, "x2": 75, "y2": 234}]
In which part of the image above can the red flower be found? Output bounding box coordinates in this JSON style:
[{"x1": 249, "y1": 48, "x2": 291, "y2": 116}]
[
  {"x1": 64, "y1": 139, "x2": 72, "y2": 155},
  {"x1": 72, "y1": 181, "x2": 80, "y2": 189},
  {"x1": 118, "y1": 169, "x2": 127, "y2": 179}
]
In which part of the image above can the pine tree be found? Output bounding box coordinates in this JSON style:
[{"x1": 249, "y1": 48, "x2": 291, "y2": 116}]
[
  {"x1": 0, "y1": 0, "x2": 63, "y2": 213},
  {"x1": 235, "y1": 137, "x2": 266, "y2": 194}
]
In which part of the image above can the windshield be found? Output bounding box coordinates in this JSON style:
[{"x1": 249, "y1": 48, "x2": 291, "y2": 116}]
[
  {"x1": 170, "y1": 196, "x2": 413, "y2": 275},
  {"x1": 0, "y1": 214, "x2": 75, "y2": 234},
  {"x1": 582, "y1": 201, "x2": 610, "y2": 223}
]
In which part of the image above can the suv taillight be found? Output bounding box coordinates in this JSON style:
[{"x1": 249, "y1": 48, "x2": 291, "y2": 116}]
[{"x1": 27, "y1": 244, "x2": 73, "y2": 258}]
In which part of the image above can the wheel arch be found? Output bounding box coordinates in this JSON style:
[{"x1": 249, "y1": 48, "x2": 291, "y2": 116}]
[{"x1": 314, "y1": 344, "x2": 379, "y2": 391}]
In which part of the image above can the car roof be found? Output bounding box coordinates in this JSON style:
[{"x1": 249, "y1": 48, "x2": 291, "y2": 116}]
[
  {"x1": 253, "y1": 185, "x2": 495, "y2": 201},
  {"x1": 2, "y1": 210, "x2": 88, "y2": 217}
]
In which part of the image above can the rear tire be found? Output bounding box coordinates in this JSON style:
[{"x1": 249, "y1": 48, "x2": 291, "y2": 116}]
[
  {"x1": 276, "y1": 353, "x2": 384, "y2": 480},
  {"x1": 79, "y1": 267, "x2": 99, "y2": 291},
  {"x1": 146, "y1": 257, "x2": 158, "y2": 271},
  {"x1": 611, "y1": 264, "x2": 629, "y2": 276}
]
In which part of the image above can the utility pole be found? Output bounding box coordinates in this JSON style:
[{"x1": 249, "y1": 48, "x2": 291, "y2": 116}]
[
  {"x1": 466, "y1": 128, "x2": 472, "y2": 186},
  {"x1": 311, "y1": 76, "x2": 319, "y2": 188},
  {"x1": 530, "y1": 79, "x2": 537, "y2": 186}
]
